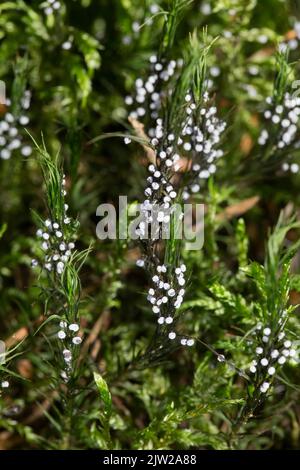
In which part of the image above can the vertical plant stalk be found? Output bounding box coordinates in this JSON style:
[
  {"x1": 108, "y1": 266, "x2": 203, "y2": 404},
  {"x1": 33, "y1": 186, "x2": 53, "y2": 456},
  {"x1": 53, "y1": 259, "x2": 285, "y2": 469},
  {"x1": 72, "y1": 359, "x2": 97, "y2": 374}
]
[{"x1": 30, "y1": 136, "x2": 90, "y2": 448}]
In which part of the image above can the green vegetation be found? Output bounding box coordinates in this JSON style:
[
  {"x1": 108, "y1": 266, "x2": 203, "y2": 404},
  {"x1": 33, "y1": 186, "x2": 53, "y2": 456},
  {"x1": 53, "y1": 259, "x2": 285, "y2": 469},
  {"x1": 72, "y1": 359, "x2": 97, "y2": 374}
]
[{"x1": 0, "y1": 0, "x2": 300, "y2": 450}]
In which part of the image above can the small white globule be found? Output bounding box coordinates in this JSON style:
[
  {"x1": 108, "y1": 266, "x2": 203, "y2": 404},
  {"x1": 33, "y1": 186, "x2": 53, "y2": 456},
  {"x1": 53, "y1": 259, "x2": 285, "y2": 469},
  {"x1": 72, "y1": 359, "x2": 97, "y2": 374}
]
[
  {"x1": 56, "y1": 262, "x2": 64, "y2": 274},
  {"x1": 268, "y1": 367, "x2": 275, "y2": 376},
  {"x1": 72, "y1": 336, "x2": 82, "y2": 345},
  {"x1": 260, "y1": 382, "x2": 270, "y2": 393},
  {"x1": 69, "y1": 324, "x2": 80, "y2": 332}
]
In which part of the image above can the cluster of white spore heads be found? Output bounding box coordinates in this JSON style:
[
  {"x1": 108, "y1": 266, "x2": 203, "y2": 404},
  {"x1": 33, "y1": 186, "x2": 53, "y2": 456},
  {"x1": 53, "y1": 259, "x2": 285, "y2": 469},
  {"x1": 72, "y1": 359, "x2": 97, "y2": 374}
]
[
  {"x1": 0, "y1": 92, "x2": 32, "y2": 160},
  {"x1": 124, "y1": 55, "x2": 226, "y2": 203},
  {"x1": 127, "y1": 58, "x2": 183, "y2": 240},
  {"x1": 125, "y1": 54, "x2": 182, "y2": 123},
  {"x1": 31, "y1": 176, "x2": 75, "y2": 275},
  {"x1": 126, "y1": 54, "x2": 224, "y2": 350},
  {"x1": 180, "y1": 91, "x2": 226, "y2": 200},
  {"x1": 41, "y1": 0, "x2": 61, "y2": 16},
  {"x1": 278, "y1": 22, "x2": 300, "y2": 53},
  {"x1": 145, "y1": 262, "x2": 194, "y2": 346},
  {"x1": 57, "y1": 320, "x2": 82, "y2": 382},
  {"x1": 258, "y1": 93, "x2": 300, "y2": 174},
  {"x1": 249, "y1": 321, "x2": 298, "y2": 394},
  {"x1": 143, "y1": 162, "x2": 178, "y2": 213}
]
